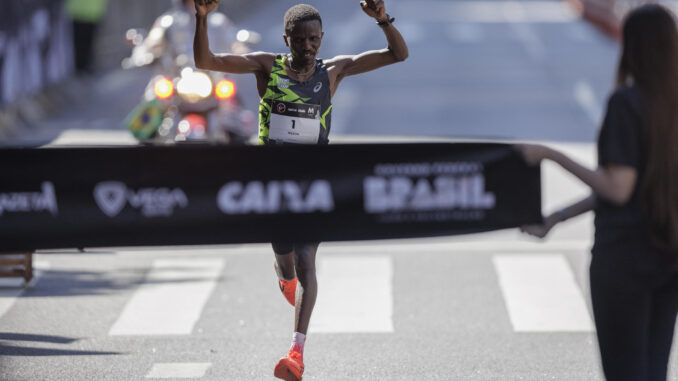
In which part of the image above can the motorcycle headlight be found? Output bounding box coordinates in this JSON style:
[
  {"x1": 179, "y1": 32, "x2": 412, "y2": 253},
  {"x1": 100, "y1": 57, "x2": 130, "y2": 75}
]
[
  {"x1": 154, "y1": 77, "x2": 174, "y2": 99},
  {"x1": 176, "y1": 70, "x2": 213, "y2": 102}
]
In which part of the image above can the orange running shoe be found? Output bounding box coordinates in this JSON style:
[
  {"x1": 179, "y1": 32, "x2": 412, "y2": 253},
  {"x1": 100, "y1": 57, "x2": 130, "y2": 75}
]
[
  {"x1": 278, "y1": 278, "x2": 297, "y2": 307},
  {"x1": 274, "y1": 350, "x2": 304, "y2": 381}
]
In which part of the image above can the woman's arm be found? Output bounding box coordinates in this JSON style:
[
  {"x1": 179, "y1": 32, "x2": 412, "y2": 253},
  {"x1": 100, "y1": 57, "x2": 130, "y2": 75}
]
[
  {"x1": 517, "y1": 144, "x2": 637, "y2": 205},
  {"x1": 521, "y1": 194, "x2": 596, "y2": 238}
]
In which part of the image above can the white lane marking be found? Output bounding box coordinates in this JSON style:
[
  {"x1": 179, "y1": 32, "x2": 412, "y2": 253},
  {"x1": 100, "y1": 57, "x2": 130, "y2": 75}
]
[
  {"x1": 445, "y1": 23, "x2": 484, "y2": 43},
  {"x1": 0, "y1": 260, "x2": 49, "y2": 320},
  {"x1": 493, "y1": 254, "x2": 594, "y2": 332},
  {"x1": 396, "y1": 22, "x2": 425, "y2": 44},
  {"x1": 574, "y1": 80, "x2": 603, "y2": 125},
  {"x1": 511, "y1": 22, "x2": 546, "y2": 62},
  {"x1": 396, "y1": 1, "x2": 579, "y2": 23},
  {"x1": 145, "y1": 363, "x2": 212, "y2": 379},
  {"x1": 310, "y1": 256, "x2": 393, "y2": 333},
  {"x1": 109, "y1": 259, "x2": 223, "y2": 336}
]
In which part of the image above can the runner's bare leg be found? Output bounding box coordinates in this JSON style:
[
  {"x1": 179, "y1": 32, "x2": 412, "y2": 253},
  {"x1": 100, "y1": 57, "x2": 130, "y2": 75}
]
[
  {"x1": 294, "y1": 244, "x2": 318, "y2": 334},
  {"x1": 275, "y1": 252, "x2": 296, "y2": 280}
]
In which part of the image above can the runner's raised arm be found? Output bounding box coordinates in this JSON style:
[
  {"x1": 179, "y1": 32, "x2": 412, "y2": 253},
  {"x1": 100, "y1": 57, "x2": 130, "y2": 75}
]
[
  {"x1": 325, "y1": 0, "x2": 409, "y2": 95},
  {"x1": 193, "y1": 0, "x2": 273, "y2": 76}
]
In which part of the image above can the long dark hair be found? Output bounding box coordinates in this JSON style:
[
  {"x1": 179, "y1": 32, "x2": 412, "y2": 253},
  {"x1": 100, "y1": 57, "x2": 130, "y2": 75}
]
[{"x1": 617, "y1": 4, "x2": 678, "y2": 259}]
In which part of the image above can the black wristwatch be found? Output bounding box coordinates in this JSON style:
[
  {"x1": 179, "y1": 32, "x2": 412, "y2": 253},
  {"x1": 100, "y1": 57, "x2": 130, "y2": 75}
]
[{"x1": 376, "y1": 14, "x2": 395, "y2": 26}]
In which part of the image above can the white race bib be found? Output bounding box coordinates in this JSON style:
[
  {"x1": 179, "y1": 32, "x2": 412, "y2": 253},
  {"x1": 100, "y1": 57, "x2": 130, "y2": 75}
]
[{"x1": 269, "y1": 100, "x2": 321, "y2": 144}]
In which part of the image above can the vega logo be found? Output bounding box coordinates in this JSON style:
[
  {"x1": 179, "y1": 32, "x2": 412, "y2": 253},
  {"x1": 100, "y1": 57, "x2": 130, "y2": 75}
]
[
  {"x1": 0, "y1": 182, "x2": 58, "y2": 216},
  {"x1": 94, "y1": 181, "x2": 188, "y2": 218},
  {"x1": 217, "y1": 180, "x2": 334, "y2": 214}
]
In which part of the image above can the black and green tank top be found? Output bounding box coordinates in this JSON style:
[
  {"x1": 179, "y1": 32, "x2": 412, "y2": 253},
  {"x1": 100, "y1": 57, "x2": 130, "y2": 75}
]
[{"x1": 258, "y1": 54, "x2": 332, "y2": 145}]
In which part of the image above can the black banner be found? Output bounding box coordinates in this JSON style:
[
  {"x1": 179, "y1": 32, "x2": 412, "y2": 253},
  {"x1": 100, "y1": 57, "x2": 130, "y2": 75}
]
[{"x1": 0, "y1": 143, "x2": 541, "y2": 251}]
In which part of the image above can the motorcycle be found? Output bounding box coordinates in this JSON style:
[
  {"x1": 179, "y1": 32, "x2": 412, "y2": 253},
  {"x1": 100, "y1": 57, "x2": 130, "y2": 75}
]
[{"x1": 122, "y1": 14, "x2": 260, "y2": 145}]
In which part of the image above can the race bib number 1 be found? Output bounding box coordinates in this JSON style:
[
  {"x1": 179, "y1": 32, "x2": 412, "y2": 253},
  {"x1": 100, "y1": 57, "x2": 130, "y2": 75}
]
[{"x1": 269, "y1": 100, "x2": 321, "y2": 144}]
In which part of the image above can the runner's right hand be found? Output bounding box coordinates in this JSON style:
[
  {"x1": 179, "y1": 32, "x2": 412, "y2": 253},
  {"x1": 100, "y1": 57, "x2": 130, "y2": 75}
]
[{"x1": 195, "y1": 0, "x2": 219, "y2": 16}]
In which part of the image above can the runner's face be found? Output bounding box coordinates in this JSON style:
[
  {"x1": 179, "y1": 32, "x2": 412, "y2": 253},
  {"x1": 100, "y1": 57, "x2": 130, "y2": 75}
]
[{"x1": 285, "y1": 20, "x2": 323, "y2": 65}]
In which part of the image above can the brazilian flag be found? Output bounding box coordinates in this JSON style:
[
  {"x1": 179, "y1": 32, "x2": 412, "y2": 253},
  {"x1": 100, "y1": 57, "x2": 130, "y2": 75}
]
[{"x1": 124, "y1": 99, "x2": 164, "y2": 139}]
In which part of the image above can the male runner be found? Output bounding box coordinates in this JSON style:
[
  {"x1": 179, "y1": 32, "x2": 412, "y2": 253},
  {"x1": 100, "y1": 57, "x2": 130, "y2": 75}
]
[{"x1": 193, "y1": 1, "x2": 407, "y2": 380}]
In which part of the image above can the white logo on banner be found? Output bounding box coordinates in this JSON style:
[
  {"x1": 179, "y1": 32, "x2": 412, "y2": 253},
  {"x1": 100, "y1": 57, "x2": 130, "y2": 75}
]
[
  {"x1": 0, "y1": 182, "x2": 58, "y2": 216},
  {"x1": 94, "y1": 181, "x2": 188, "y2": 218},
  {"x1": 217, "y1": 180, "x2": 334, "y2": 214},
  {"x1": 94, "y1": 182, "x2": 127, "y2": 217},
  {"x1": 364, "y1": 162, "x2": 496, "y2": 213}
]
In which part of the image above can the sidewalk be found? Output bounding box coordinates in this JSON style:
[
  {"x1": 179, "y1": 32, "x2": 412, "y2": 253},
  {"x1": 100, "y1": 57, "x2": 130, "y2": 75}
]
[
  {"x1": 0, "y1": 66, "x2": 154, "y2": 147},
  {"x1": 0, "y1": 75, "x2": 96, "y2": 143}
]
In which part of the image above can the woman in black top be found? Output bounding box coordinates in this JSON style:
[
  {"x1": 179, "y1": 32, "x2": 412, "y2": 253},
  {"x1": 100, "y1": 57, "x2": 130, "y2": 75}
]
[{"x1": 518, "y1": 4, "x2": 678, "y2": 380}]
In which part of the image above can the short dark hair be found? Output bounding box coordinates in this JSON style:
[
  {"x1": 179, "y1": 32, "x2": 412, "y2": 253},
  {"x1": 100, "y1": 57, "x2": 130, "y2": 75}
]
[{"x1": 284, "y1": 4, "x2": 322, "y2": 35}]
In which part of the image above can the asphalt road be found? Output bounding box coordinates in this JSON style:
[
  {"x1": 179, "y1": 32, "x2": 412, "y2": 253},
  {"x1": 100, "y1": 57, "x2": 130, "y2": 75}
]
[
  {"x1": 0, "y1": 238, "x2": 602, "y2": 381},
  {"x1": 3, "y1": 1, "x2": 678, "y2": 380}
]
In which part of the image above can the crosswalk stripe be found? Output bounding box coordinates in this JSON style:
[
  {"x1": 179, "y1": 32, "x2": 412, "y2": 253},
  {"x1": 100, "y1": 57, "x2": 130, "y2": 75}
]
[
  {"x1": 493, "y1": 253, "x2": 594, "y2": 332},
  {"x1": 310, "y1": 256, "x2": 394, "y2": 333},
  {"x1": 0, "y1": 260, "x2": 49, "y2": 320},
  {"x1": 109, "y1": 259, "x2": 223, "y2": 336},
  {"x1": 145, "y1": 363, "x2": 212, "y2": 379}
]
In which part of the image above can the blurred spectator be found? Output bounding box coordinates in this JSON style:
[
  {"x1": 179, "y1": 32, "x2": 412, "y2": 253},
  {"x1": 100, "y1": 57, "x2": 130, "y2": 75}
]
[
  {"x1": 1, "y1": 0, "x2": 71, "y2": 107},
  {"x1": 66, "y1": 0, "x2": 107, "y2": 74}
]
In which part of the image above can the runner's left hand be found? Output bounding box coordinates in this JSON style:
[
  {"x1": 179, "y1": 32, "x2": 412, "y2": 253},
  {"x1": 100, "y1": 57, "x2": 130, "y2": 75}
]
[{"x1": 360, "y1": 0, "x2": 387, "y2": 21}]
